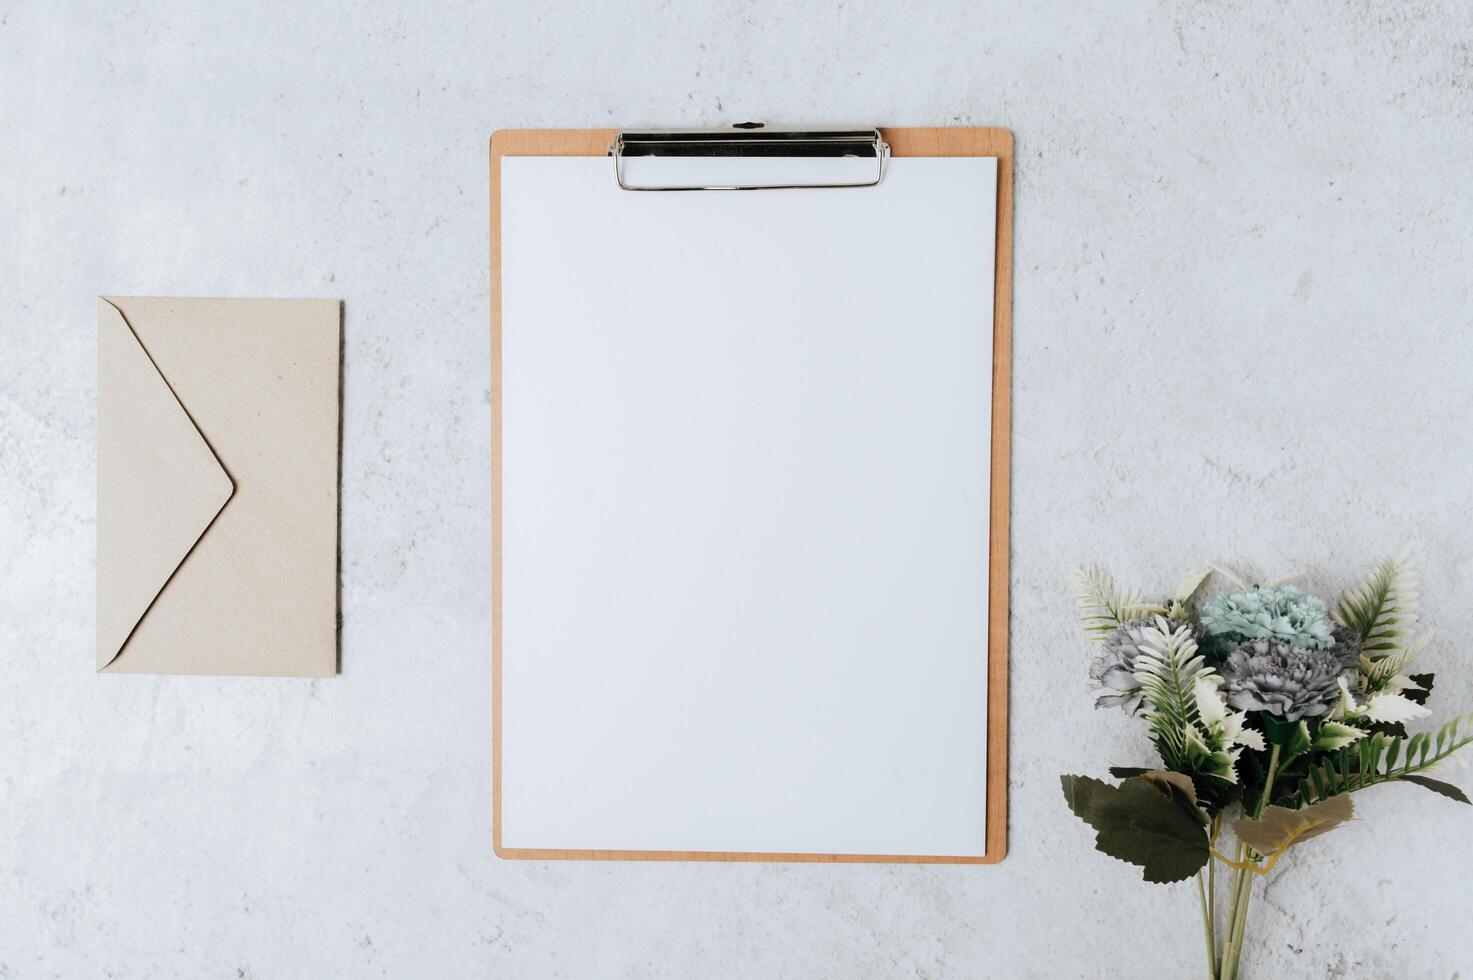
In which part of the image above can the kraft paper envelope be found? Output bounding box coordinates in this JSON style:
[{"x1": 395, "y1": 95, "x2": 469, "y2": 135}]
[{"x1": 97, "y1": 297, "x2": 340, "y2": 676}]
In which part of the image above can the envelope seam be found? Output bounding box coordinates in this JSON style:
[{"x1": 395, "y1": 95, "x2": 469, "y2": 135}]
[
  {"x1": 97, "y1": 298, "x2": 236, "y2": 671},
  {"x1": 101, "y1": 298, "x2": 237, "y2": 487}
]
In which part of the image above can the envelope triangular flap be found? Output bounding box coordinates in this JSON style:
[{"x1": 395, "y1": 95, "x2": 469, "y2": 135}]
[{"x1": 96, "y1": 298, "x2": 233, "y2": 669}]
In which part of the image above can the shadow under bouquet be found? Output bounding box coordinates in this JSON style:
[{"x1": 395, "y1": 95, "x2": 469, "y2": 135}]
[{"x1": 1063, "y1": 558, "x2": 1472, "y2": 980}]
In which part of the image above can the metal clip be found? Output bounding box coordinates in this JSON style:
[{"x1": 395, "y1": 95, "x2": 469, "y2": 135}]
[{"x1": 610, "y1": 124, "x2": 889, "y2": 191}]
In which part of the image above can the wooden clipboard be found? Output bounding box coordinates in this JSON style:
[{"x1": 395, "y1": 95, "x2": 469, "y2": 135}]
[{"x1": 490, "y1": 126, "x2": 1012, "y2": 863}]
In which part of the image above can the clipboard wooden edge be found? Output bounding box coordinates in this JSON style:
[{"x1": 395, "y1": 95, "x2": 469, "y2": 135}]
[{"x1": 490, "y1": 126, "x2": 1013, "y2": 864}]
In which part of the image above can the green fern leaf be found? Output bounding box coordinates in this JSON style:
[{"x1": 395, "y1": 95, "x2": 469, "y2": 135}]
[
  {"x1": 1132, "y1": 619, "x2": 1214, "y2": 770},
  {"x1": 1072, "y1": 566, "x2": 1163, "y2": 641},
  {"x1": 1385, "y1": 736, "x2": 1402, "y2": 772},
  {"x1": 1332, "y1": 556, "x2": 1419, "y2": 652},
  {"x1": 1363, "y1": 631, "x2": 1434, "y2": 693},
  {"x1": 1310, "y1": 763, "x2": 1330, "y2": 800},
  {"x1": 1293, "y1": 712, "x2": 1473, "y2": 805}
]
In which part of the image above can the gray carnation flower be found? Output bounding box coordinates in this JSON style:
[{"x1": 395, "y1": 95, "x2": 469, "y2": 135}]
[
  {"x1": 1222, "y1": 639, "x2": 1352, "y2": 721},
  {"x1": 1089, "y1": 619, "x2": 1156, "y2": 714},
  {"x1": 1327, "y1": 626, "x2": 1364, "y2": 670}
]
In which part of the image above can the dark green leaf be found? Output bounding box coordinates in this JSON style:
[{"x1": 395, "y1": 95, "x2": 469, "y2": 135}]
[
  {"x1": 1268, "y1": 721, "x2": 1309, "y2": 769},
  {"x1": 1404, "y1": 673, "x2": 1434, "y2": 706},
  {"x1": 1385, "y1": 736, "x2": 1403, "y2": 772},
  {"x1": 1366, "y1": 721, "x2": 1408, "y2": 738},
  {"x1": 1138, "y1": 769, "x2": 1210, "y2": 827},
  {"x1": 1190, "y1": 770, "x2": 1242, "y2": 814},
  {"x1": 1309, "y1": 761, "x2": 1333, "y2": 801},
  {"x1": 1195, "y1": 633, "x2": 1237, "y2": 665},
  {"x1": 1410, "y1": 733, "x2": 1430, "y2": 766},
  {"x1": 1235, "y1": 744, "x2": 1270, "y2": 795},
  {"x1": 1399, "y1": 775, "x2": 1471, "y2": 805},
  {"x1": 1263, "y1": 715, "x2": 1302, "y2": 746},
  {"x1": 1108, "y1": 767, "x2": 1151, "y2": 779},
  {"x1": 1060, "y1": 774, "x2": 1210, "y2": 883}
]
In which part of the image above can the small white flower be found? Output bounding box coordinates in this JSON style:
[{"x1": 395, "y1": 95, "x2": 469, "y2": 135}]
[
  {"x1": 1189, "y1": 676, "x2": 1264, "y2": 778},
  {"x1": 1331, "y1": 676, "x2": 1362, "y2": 720},
  {"x1": 1312, "y1": 720, "x2": 1366, "y2": 750},
  {"x1": 1364, "y1": 693, "x2": 1431, "y2": 724},
  {"x1": 1193, "y1": 676, "x2": 1227, "y2": 728},
  {"x1": 1332, "y1": 675, "x2": 1430, "y2": 724},
  {"x1": 1382, "y1": 673, "x2": 1426, "y2": 695},
  {"x1": 1224, "y1": 713, "x2": 1266, "y2": 752}
]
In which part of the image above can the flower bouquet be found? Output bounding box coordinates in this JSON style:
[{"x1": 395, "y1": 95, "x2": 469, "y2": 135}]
[{"x1": 1063, "y1": 557, "x2": 1472, "y2": 979}]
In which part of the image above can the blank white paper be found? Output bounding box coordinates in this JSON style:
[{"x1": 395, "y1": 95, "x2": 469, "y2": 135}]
[{"x1": 500, "y1": 154, "x2": 997, "y2": 857}]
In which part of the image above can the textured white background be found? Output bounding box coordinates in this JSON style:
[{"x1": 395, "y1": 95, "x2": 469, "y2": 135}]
[{"x1": 3, "y1": 1, "x2": 1473, "y2": 977}]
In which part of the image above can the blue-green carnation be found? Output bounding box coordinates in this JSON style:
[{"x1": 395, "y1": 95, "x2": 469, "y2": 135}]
[{"x1": 1199, "y1": 585, "x2": 1336, "y2": 650}]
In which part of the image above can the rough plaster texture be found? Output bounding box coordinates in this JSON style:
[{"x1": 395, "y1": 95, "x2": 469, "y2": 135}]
[{"x1": 3, "y1": 1, "x2": 1473, "y2": 977}]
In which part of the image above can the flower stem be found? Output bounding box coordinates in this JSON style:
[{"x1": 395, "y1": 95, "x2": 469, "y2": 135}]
[
  {"x1": 1221, "y1": 743, "x2": 1282, "y2": 979},
  {"x1": 1208, "y1": 827, "x2": 1217, "y2": 954},
  {"x1": 1254, "y1": 744, "x2": 1283, "y2": 818},
  {"x1": 1197, "y1": 869, "x2": 1216, "y2": 979},
  {"x1": 1208, "y1": 815, "x2": 1220, "y2": 972},
  {"x1": 1222, "y1": 865, "x2": 1255, "y2": 980}
]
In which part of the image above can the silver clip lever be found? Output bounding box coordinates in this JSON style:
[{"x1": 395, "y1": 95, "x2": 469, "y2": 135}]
[{"x1": 610, "y1": 124, "x2": 889, "y2": 191}]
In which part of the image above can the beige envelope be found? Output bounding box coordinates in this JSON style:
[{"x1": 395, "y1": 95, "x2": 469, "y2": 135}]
[{"x1": 97, "y1": 297, "x2": 340, "y2": 676}]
